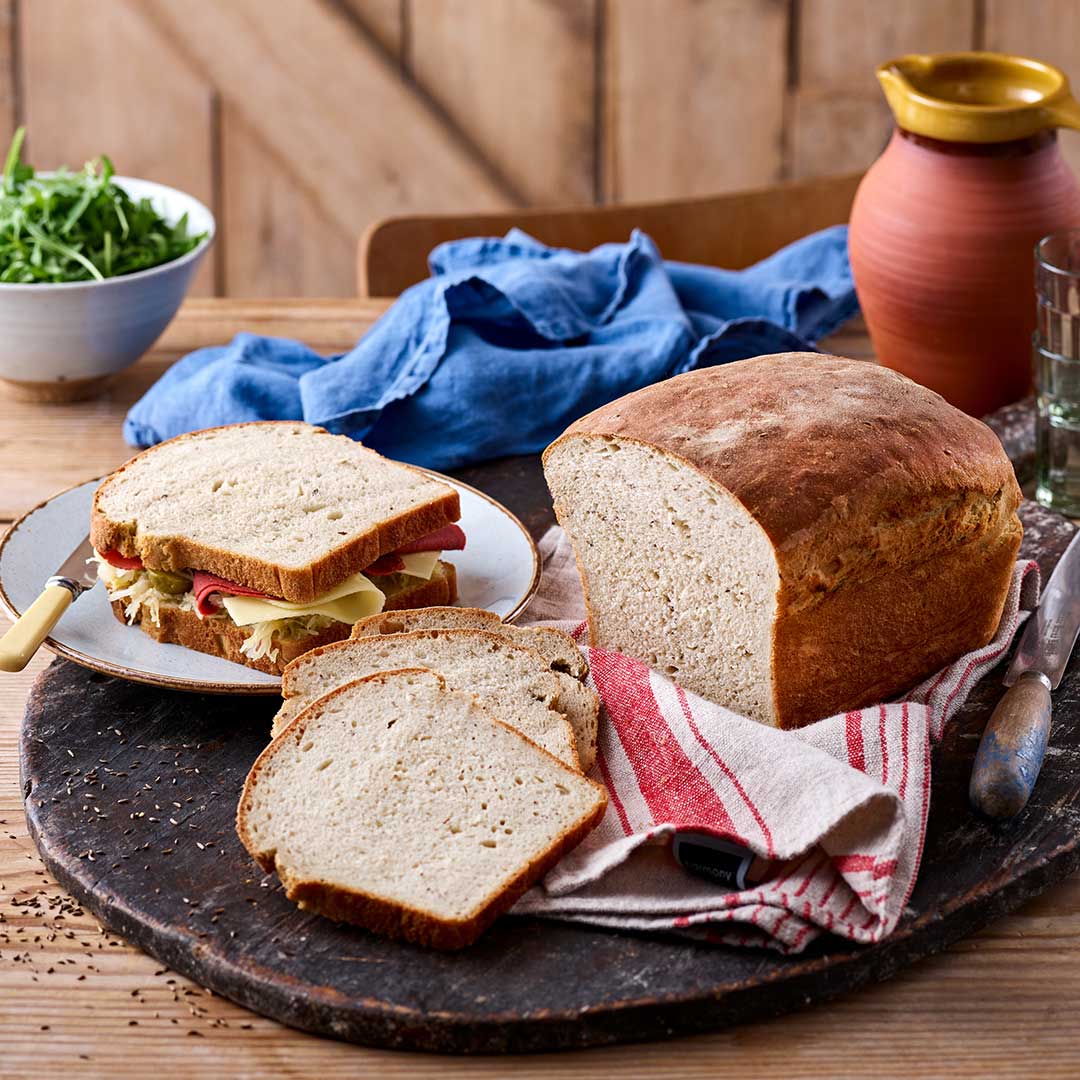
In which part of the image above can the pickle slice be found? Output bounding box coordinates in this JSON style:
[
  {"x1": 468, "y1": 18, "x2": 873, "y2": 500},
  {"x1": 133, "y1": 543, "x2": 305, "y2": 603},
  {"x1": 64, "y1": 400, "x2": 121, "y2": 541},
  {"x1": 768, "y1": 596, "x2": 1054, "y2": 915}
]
[{"x1": 147, "y1": 569, "x2": 191, "y2": 595}]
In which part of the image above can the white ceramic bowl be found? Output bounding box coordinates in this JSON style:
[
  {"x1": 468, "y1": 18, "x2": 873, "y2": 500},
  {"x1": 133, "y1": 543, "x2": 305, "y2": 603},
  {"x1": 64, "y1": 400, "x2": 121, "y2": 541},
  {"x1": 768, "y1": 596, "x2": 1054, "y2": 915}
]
[{"x1": 0, "y1": 176, "x2": 215, "y2": 401}]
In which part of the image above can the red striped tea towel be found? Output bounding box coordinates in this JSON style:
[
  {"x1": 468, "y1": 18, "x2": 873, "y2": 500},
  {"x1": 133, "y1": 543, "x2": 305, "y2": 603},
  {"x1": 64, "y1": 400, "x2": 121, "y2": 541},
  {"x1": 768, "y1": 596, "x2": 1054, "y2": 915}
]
[{"x1": 514, "y1": 527, "x2": 1040, "y2": 953}]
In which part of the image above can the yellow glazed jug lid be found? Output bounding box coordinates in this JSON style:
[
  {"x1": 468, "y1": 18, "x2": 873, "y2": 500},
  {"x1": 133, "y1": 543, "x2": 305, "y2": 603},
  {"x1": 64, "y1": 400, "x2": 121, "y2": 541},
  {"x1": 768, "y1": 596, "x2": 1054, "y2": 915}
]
[{"x1": 877, "y1": 51, "x2": 1080, "y2": 142}]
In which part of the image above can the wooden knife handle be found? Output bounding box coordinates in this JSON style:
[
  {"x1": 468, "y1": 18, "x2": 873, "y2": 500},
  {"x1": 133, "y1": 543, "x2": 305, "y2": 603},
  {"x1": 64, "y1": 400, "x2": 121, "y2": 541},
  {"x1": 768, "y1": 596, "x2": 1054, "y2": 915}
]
[
  {"x1": 969, "y1": 670, "x2": 1052, "y2": 821},
  {"x1": 0, "y1": 584, "x2": 74, "y2": 672}
]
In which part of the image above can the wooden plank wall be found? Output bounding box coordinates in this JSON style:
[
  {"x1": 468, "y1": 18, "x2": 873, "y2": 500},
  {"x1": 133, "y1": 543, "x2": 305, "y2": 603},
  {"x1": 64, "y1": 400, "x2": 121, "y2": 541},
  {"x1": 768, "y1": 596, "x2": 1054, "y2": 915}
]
[{"x1": 3, "y1": 0, "x2": 1076, "y2": 296}]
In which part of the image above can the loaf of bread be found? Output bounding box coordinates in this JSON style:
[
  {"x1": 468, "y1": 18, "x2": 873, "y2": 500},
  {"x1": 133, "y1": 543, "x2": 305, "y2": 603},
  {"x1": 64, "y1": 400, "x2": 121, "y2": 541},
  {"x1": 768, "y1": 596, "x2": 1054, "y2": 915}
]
[
  {"x1": 543, "y1": 352, "x2": 1023, "y2": 730},
  {"x1": 238, "y1": 668, "x2": 607, "y2": 949}
]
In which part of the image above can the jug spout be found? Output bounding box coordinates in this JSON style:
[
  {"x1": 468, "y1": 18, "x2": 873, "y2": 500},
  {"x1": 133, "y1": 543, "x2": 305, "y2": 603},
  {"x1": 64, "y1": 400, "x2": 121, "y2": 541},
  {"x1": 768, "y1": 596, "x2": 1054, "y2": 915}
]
[
  {"x1": 876, "y1": 51, "x2": 1080, "y2": 142},
  {"x1": 876, "y1": 54, "x2": 934, "y2": 118}
]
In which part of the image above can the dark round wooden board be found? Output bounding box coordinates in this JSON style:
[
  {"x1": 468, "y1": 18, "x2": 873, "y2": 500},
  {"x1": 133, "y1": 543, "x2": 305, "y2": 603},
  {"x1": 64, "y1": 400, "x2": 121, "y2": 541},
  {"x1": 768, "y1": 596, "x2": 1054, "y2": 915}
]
[{"x1": 19, "y1": 448, "x2": 1080, "y2": 1054}]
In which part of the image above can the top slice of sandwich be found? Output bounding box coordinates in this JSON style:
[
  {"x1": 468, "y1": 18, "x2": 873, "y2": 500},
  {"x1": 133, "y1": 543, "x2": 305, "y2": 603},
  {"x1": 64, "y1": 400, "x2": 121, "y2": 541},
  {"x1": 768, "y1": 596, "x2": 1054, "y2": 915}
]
[{"x1": 91, "y1": 423, "x2": 460, "y2": 603}]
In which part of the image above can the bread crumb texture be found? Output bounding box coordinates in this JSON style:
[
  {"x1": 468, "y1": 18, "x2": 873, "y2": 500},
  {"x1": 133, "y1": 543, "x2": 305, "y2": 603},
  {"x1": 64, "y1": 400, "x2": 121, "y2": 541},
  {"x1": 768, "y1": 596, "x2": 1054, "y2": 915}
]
[{"x1": 546, "y1": 436, "x2": 779, "y2": 722}]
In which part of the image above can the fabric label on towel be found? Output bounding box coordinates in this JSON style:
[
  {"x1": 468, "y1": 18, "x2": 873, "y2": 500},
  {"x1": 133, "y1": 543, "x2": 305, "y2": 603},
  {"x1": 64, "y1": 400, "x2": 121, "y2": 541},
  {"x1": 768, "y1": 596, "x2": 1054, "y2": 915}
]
[{"x1": 671, "y1": 832, "x2": 755, "y2": 890}]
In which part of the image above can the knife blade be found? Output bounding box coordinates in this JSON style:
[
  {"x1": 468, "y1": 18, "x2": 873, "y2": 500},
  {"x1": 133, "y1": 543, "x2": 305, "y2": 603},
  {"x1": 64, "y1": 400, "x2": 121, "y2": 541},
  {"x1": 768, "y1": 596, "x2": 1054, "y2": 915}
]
[
  {"x1": 1004, "y1": 530, "x2": 1080, "y2": 689},
  {"x1": 0, "y1": 534, "x2": 99, "y2": 673},
  {"x1": 970, "y1": 530, "x2": 1080, "y2": 820},
  {"x1": 52, "y1": 534, "x2": 100, "y2": 594}
]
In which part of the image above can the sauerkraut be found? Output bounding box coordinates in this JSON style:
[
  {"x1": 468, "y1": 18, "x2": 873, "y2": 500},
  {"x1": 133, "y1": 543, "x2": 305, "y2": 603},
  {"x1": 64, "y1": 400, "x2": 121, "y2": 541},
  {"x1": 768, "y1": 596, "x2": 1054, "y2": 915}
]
[
  {"x1": 237, "y1": 613, "x2": 335, "y2": 663},
  {"x1": 91, "y1": 553, "x2": 198, "y2": 628},
  {"x1": 94, "y1": 552, "x2": 342, "y2": 664}
]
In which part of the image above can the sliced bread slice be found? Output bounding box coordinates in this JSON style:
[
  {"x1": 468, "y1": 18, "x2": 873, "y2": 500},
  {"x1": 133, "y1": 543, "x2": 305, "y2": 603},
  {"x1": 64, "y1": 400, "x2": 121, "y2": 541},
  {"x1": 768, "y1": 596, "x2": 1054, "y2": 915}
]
[
  {"x1": 548, "y1": 678, "x2": 599, "y2": 773},
  {"x1": 91, "y1": 422, "x2": 460, "y2": 603},
  {"x1": 274, "y1": 629, "x2": 580, "y2": 769},
  {"x1": 350, "y1": 606, "x2": 588, "y2": 680},
  {"x1": 114, "y1": 561, "x2": 458, "y2": 677},
  {"x1": 348, "y1": 610, "x2": 598, "y2": 770},
  {"x1": 237, "y1": 668, "x2": 607, "y2": 949}
]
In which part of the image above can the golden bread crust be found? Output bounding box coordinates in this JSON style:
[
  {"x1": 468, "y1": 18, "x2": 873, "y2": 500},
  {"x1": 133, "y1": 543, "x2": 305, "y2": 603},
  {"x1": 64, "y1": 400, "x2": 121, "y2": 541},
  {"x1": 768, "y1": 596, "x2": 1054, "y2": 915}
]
[{"x1": 771, "y1": 514, "x2": 1022, "y2": 727}]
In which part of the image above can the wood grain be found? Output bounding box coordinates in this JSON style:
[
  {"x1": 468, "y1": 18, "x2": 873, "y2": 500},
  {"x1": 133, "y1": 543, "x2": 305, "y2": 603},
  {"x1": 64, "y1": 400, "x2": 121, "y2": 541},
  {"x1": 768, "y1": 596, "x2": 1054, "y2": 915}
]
[
  {"x1": 19, "y1": 0, "x2": 218, "y2": 296},
  {"x1": 2, "y1": 304, "x2": 1079, "y2": 1073},
  {"x1": 604, "y1": 0, "x2": 788, "y2": 201},
  {"x1": 409, "y1": 0, "x2": 596, "y2": 206},
  {"x1": 0, "y1": 0, "x2": 16, "y2": 135},
  {"x1": 219, "y1": 0, "x2": 408, "y2": 297},
  {"x1": 797, "y1": 0, "x2": 976, "y2": 86},
  {"x1": 360, "y1": 172, "x2": 862, "y2": 296},
  {"x1": 13, "y1": 1, "x2": 1080, "y2": 306},
  {"x1": 13, "y1": 1, "x2": 1063, "y2": 304},
  {"x1": 343, "y1": 0, "x2": 405, "y2": 58},
  {"x1": 985, "y1": 0, "x2": 1080, "y2": 182},
  {"x1": 139, "y1": 0, "x2": 512, "y2": 255},
  {"x1": 789, "y1": 0, "x2": 975, "y2": 178},
  {"x1": 219, "y1": 104, "x2": 359, "y2": 297}
]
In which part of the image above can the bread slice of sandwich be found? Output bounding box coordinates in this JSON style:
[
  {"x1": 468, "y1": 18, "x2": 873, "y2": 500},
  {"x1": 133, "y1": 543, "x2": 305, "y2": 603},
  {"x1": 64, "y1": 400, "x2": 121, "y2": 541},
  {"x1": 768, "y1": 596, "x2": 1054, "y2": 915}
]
[
  {"x1": 90, "y1": 422, "x2": 466, "y2": 675},
  {"x1": 272, "y1": 627, "x2": 599, "y2": 771},
  {"x1": 238, "y1": 668, "x2": 607, "y2": 949}
]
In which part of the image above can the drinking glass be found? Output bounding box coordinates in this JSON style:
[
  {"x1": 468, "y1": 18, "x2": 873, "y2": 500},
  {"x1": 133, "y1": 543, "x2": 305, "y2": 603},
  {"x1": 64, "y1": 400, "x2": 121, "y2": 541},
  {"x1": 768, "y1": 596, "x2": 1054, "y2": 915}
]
[{"x1": 1034, "y1": 231, "x2": 1080, "y2": 516}]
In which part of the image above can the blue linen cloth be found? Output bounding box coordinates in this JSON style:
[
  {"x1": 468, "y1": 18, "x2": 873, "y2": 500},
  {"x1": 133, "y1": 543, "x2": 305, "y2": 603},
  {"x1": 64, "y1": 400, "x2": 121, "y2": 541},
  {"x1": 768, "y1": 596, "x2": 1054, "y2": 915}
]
[{"x1": 124, "y1": 226, "x2": 857, "y2": 471}]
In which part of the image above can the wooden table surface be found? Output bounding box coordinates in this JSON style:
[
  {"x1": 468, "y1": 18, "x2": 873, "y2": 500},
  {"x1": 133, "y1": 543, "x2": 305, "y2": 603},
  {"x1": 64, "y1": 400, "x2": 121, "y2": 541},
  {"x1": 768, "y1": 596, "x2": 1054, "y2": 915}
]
[{"x1": 1, "y1": 302, "x2": 1077, "y2": 1079}]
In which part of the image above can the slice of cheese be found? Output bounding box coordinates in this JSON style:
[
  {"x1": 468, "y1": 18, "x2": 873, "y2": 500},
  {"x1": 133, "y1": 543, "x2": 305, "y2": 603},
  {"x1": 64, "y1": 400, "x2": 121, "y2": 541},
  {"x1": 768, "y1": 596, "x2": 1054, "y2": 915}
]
[
  {"x1": 284, "y1": 570, "x2": 385, "y2": 606},
  {"x1": 399, "y1": 550, "x2": 441, "y2": 580},
  {"x1": 222, "y1": 573, "x2": 385, "y2": 627}
]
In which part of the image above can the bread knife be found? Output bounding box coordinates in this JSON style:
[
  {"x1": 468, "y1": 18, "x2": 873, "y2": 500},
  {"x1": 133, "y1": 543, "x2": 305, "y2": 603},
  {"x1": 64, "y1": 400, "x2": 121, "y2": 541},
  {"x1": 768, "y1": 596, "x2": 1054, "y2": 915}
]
[
  {"x1": 0, "y1": 535, "x2": 97, "y2": 672},
  {"x1": 970, "y1": 530, "x2": 1080, "y2": 820}
]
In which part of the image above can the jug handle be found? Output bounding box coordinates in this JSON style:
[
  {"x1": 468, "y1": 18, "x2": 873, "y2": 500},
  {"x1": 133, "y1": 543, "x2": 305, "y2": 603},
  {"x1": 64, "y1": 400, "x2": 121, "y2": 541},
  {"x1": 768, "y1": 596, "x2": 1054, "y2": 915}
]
[{"x1": 1045, "y1": 93, "x2": 1080, "y2": 132}]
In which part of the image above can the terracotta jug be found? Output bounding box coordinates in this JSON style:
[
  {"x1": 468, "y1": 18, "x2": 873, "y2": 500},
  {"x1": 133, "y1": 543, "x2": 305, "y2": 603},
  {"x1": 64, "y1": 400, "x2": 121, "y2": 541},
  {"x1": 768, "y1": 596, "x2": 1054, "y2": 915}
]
[{"x1": 849, "y1": 52, "x2": 1080, "y2": 416}]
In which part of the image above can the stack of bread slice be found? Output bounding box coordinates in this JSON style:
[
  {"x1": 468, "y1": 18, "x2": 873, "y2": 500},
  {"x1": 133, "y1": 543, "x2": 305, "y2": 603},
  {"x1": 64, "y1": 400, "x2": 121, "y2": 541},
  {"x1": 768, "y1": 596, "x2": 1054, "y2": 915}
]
[
  {"x1": 237, "y1": 610, "x2": 605, "y2": 949},
  {"x1": 271, "y1": 618, "x2": 599, "y2": 769},
  {"x1": 350, "y1": 606, "x2": 589, "y2": 678}
]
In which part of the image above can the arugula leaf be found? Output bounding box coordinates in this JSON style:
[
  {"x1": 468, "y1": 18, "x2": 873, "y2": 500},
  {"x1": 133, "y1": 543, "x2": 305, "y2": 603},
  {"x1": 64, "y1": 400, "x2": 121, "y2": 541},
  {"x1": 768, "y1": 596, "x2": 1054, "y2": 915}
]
[{"x1": 0, "y1": 127, "x2": 207, "y2": 284}]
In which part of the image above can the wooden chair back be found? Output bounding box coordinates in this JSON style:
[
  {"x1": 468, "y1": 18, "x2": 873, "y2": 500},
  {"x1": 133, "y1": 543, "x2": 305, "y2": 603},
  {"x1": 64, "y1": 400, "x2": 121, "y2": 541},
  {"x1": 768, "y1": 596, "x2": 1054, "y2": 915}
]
[{"x1": 358, "y1": 172, "x2": 862, "y2": 297}]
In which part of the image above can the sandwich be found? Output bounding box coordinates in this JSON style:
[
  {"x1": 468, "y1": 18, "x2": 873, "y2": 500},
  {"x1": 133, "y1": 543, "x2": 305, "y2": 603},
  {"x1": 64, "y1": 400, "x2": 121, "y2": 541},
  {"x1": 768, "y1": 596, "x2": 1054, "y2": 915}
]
[{"x1": 89, "y1": 422, "x2": 466, "y2": 674}]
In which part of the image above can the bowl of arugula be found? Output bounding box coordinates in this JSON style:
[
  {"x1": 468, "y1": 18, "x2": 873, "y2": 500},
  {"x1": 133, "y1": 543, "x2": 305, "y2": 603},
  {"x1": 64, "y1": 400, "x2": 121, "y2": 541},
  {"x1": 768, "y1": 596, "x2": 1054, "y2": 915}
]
[{"x1": 0, "y1": 128, "x2": 214, "y2": 401}]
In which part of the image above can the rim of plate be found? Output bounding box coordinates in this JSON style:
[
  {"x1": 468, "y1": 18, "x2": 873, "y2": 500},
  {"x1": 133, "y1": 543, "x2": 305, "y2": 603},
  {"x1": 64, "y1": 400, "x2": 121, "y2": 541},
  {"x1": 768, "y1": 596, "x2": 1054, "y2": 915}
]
[{"x1": 0, "y1": 469, "x2": 541, "y2": 695}]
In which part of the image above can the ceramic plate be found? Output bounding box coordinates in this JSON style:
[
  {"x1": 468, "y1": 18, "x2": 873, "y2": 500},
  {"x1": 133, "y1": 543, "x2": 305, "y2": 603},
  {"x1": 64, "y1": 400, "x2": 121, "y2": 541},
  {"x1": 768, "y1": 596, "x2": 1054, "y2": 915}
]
[{"x1": 0, "y1": 474, "x2": 540, "y2": 694}]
